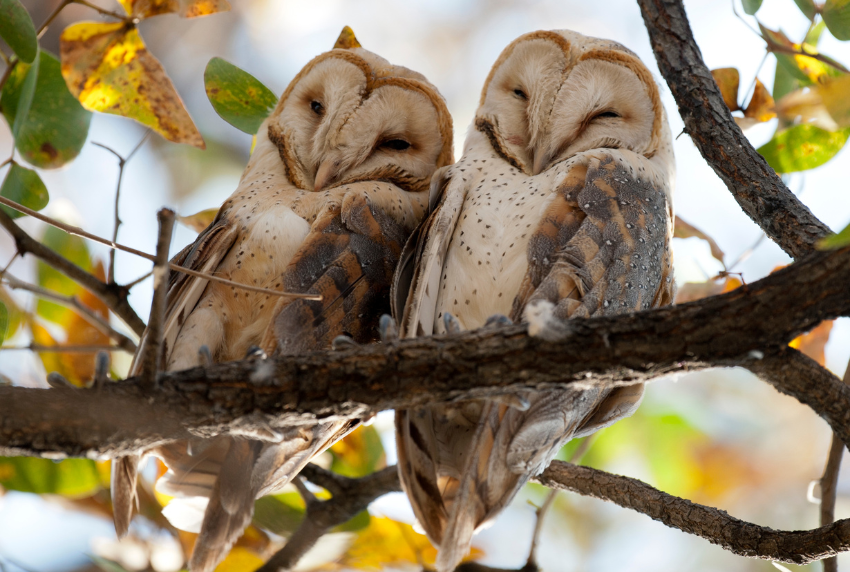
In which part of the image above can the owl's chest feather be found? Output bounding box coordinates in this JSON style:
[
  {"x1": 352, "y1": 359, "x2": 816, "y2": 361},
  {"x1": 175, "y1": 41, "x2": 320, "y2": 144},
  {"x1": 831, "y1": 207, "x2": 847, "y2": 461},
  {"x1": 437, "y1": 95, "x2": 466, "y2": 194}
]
[{"x1": 435, "y1": 162, "x2": 556, "y2": 331}]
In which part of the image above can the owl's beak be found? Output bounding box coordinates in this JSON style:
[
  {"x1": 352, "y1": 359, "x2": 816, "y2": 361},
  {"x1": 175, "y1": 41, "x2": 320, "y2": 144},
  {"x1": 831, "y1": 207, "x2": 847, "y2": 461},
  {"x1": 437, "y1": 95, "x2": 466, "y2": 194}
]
[{"x1": 314, "y1": 159, "x2": 341, "y2": 191}]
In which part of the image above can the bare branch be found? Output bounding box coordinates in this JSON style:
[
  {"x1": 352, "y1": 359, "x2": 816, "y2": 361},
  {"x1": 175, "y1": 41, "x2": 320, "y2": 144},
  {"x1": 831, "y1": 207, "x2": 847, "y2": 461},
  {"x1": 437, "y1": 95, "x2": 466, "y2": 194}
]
[
  {"x1": 535, "y1": 461, "x2": 850, "y2": 565},
  {"x1": 0, "y1": 195, "x2": 320, "y2": 301},
  {"x1": 1, "y1": 245, "x2": 848, "y2": 458},
  {"x1": 2, "y1": 274, "x2": 136, "y2": 352},
  {"x1": 258, "y1": 466, "x2": 401, "y2": 572},
  {"x1": 0, "y1": 208, "x2": 146, "y2": 335},
  {"x1": 637, "y1": 0, "x2": 831, "y2": 259},
  {"x1": 138, "y1": 208, "x2": 174, "y2": 388},
  {"x1": 0, "y1": 344, "x2": 128, "y2": 353}
]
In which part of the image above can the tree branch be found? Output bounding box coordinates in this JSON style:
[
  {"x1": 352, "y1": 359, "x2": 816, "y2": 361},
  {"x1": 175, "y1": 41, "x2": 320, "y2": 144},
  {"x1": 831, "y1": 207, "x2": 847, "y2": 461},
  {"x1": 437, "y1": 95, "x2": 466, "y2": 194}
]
[
  {"x1": 258, "y1": 466, "x2": 402, "y2": 572},
  {"x1": 535, "y1": 461, "x2": 850, "y2": 565},
  {"x1": 0, "y1": 209, "x2": 146, "y2": 336},
  {"x1": 637, "y1": 0, "x2": 832, "y2": 259},
  {"x1": 138, "y1": 209, "x2": 174, "y2": 388},
  {"x1": 0, "y1": 245, "x2": 848, "y2": 458}
]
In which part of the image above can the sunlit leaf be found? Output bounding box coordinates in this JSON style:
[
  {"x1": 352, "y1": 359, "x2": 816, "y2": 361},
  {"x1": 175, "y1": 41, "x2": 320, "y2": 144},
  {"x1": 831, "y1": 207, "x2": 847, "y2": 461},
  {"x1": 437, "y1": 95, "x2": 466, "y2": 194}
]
[
  {"x1": 675, "y1": 277, "x2": 741, "y2": 304},
  {"x1": 60, "y1": 22, "x2": 205, "y2": 148},
  {"x1": 818, "y1": 220, "x2": 850, "y2": 249},
  {"x1": 213, "y1": 547, "x2": 264, "y2": 572},
  {"x1": 775, "y1": 88, "x2": 839, "y2": 131},
  {"x1": 743, "y1": 78, "x2": 775, "y2": 122},
  {"x1": 335, "y1": 509, "x2": 371, "y2": 533},
  {"x1": 177, "y1": 207, "x2": 218, "y2": 233},
  {"x1": 330, "y1": 425, "x2": 386, "y2": 478},
  {"x1": 0, "y1": 0, "x2": 37, "y2": 64},
  {"x1": 0, "y1": 457, "x2": 101, "y2": 497},
  {"x1": 673, "y1": 217, "x2": 725, "y2": 264},
  {"x1": 0, "y1": 286, "x2": 28, "y2": 341},
  {"x1": 204, "y1": 57, "x2": 277, "y2": 135},
  {"x1": 8, "y1": 46, "x2": 39, "y2": 138},
  {"x1": 710, "y1": 67, "x2": 740, "y2": 111},
  {"x1": 118, "y1": 0, "x2": 230, "y2": 19},
  {"x1": 789, "y1": 320, "x2": 833, "y2": 365},
  {"x1": 795, "y1": 0, "x2": 819, "y2": 20},
  {"x1": 742, "y1": 0, "x2": 763, "y2": 15},
  {"x1": 36, "y1": 226, "x2": 93, "y2": 325},
  {"x1": 253, "y1": 491, "x2": 306, "y2": 536},
  {"x1": 818, "y1": 74, "x2": 850, "y2": 127},
  {"x1": 824, "y1": 0, "x2": 850, "y2": 40},
  {"x1": 334, "y1": 26, "x2": 362, "y2": 49},
  {"x1": 762, "y1": 24, "x2": 845, "y2": 89},
  {"x1": 0, "y1": 302, "x2": 7, "y2": 345},
  {"x1": 0, "y1": 51, "x2": 92, "y2": 168},
  {"x1": 0, "y1": 163, "x2": 49, "y2": 219},
  {"x1": 758, "y1": 124, "x2": 850, "y2": 172},
  {"x1": 339, "y1": 517, "x2": 483, "y2": 570}
]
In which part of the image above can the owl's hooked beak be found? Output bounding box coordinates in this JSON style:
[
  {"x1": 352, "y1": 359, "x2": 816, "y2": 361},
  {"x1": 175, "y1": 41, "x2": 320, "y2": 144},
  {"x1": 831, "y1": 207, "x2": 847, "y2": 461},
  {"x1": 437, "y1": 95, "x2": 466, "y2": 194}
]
[{"x1": 314, "y1": 159, "x2": 342, "y2": 191}]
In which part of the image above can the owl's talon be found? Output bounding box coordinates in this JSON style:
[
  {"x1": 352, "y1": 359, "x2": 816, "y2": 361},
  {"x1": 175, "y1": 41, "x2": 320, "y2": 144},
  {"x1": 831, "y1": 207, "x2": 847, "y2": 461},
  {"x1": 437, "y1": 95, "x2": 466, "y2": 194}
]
[
  {"x1": 443, "y1": 312, "x2": 462, "y2": 335},
  {"x1": 332, "y1": 335, "x2": 358, "y2": 350},
  {"x1": 198, "y1": 345, "x2": 213, "y2": 367},
  {"x1": 245, "y1": 345, "x2": 267, "y2": 360},
  {"x1": 93, "y1": 351, "x2": 109, "y2": 390},
  {"x1": 47, "y1": 372, "x2": 74, "y2": 389},
  {"x1": 483, "y1": 314, "x2": 512, "y2": 329},
  {"x1": 379, "y1": 314, "x2": 399, "y2": 344}
]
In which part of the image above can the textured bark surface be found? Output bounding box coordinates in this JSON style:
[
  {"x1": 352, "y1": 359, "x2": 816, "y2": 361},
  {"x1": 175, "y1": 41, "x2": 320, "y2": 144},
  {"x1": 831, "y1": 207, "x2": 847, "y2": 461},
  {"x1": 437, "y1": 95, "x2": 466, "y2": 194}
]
[
  {"x1": 537, "y1": 462, "x2": 850, "y2": 564},
  {"x1": 638, "y1": 0, "x2": 832, "y2": 259},
  {"x1": 1, "y1": 245, "x2": 849, "y2": 458}
]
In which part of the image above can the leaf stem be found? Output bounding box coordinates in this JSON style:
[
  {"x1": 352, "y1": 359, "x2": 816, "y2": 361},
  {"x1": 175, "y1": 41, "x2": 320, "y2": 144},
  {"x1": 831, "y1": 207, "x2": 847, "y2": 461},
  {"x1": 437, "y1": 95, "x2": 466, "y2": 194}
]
[
  {"x1": 71, "y1": 0, "x2": 129, "y2": 23},
  {"x1": 37, "y1": 0, "x2": 74, "y2": 39}
]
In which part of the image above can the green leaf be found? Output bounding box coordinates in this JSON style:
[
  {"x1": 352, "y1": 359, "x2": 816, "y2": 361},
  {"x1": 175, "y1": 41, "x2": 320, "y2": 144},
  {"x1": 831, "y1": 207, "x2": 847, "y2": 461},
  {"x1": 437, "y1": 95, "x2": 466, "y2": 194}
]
[
  {"x1": 334, "y1": 509, "x2": 370, "y2": 533},
  {"x1": 773, "y1": 59, "x2": 801, "y2": 101},
  {"x1": 89, "y1": 556, "x2": 132, "y2": 572},
  {"x1": 795, "y1": 0, "x2": 819, "y2": 20},
  {"x1": 0, "y1": 301, "x2": 7, "y2": 345},
  {"x1": 10, "y1": 47, "x2": 39, "y2": 138},
  {"x1": 37, "y1": 226, "x2": 92, "y2": 324},
  {"x1": 204, "y1": 57, "x2": 277, "y2": 134},
  {"x1": 329, "y1": 425, "x2": 386, "y2": 478},
  {"x1": 0, "y1": 457, "x2": 101, "y2": 497},
  {"x1": 0, "y1": 163, "x2": 49, "y2": 219},
  {"x1": 758, "y1": 124, "x2": 850, "y2": 172},
  {"x1": 818, "y1": 220, "x2": 850, "y2": 249},
  {"x1": 824, "y1": 0, "x2": 850, "y2": 40},
  {"x1": 742, "y1": 0, "x2": 763, "y2": 15},
  {"x1": 0, "y1": 51, "x2": 92, "y2": 169},
  {"x1": 0, "y1": 0, "x2": 37, "y2": 64},
  {"x1": 253, "y1": 492, "x2": 306, "y2": 536}
]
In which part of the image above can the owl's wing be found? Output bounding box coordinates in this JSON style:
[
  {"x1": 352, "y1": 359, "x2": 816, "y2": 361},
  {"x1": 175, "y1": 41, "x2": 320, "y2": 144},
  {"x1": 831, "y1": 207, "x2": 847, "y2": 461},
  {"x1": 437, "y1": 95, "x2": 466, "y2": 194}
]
[
  {"x1": 506, "y1": 150, "x2": 674, "y2": 469},
  {"x1": 266, "y1": 186, "x2": 412, "y2": 354},
  {"x1": 395, "y1": 166, "x2": 466, "y2": 337},
  {"x1": 111, "y1": 214, "x2": 238, "y2": 538}
]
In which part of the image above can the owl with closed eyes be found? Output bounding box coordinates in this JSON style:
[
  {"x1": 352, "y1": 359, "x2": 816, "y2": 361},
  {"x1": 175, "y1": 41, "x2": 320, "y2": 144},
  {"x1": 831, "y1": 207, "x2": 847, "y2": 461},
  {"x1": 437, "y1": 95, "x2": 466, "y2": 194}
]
[
  {"x1": 110, "y1": 28, "x2": 453, "y2": 572},
  {"x1": 392, "y1": 29, "x2": 675, "y2": 571}
]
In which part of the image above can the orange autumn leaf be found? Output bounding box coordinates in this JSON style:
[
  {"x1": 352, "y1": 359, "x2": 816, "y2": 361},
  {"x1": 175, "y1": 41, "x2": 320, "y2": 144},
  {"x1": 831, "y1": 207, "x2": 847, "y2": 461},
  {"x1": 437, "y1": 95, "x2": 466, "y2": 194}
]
[
  {"x1": 789, "y1": 320, "x2": 834, "y2": 365},
  {"x1": 743, "y1": 78, "x2": 776, "y2": 123},
  {"x1": 60, "y1": 22, "x2": 205, "y2": 148},
  {"x1": 711, "y1": 67, "x2": 741, "y2": 111},
  {"x1": 118, "y1": 0, "x2": 230, "y2": 19}
]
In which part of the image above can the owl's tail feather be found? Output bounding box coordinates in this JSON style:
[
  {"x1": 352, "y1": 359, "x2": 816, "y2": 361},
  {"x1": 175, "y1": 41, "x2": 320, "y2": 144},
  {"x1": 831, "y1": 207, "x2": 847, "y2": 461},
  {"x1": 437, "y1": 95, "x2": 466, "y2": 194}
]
[{"x1": 111, "y1": 454, "x2": 141, "y2": 537}]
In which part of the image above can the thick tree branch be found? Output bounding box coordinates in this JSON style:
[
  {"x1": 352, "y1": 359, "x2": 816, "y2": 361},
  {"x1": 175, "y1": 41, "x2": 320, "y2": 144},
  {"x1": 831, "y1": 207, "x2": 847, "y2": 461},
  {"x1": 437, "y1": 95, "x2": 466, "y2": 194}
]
[
  {"x1": 0, "y1": 209, "x2": 146, "y2": 336},
  {"x1": 536, "y1": 462, "x2": 850, "y2": 565},
  {"x1": 258, "y1": 466, "x2": 402, "y2": 572},
  {"x1": 0, "y1": 246, "x2": 848, "y2": 458},
  {"x1": 637, "y1": 0, "x2": 832, "y2": 259}
]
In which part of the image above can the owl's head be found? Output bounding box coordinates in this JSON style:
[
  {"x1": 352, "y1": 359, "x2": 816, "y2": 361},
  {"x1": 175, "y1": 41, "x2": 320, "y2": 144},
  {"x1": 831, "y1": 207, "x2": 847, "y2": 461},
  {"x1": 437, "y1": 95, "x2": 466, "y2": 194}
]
[
  {"x1": 475, "y1": 29, "x2": 672, "y2": 176},
  {"x1": 267, "y1": 27, "x2": 453, "y2": 193}
]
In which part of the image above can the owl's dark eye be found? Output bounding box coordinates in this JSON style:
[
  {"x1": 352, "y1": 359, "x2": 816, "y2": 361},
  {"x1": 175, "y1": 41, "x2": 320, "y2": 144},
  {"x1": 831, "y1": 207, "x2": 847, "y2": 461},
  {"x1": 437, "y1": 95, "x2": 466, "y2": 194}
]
[
  {"x1": 381, "y1": 139, "x2": 411, "y2": 151},
  {"x1": 310, "y1": 100, "x2": 324, "y2": 115},
  {"x1": 595, "y1": 110, "x2": 620, "y2": 119},
  {"x1": 513, "y1": 88, "x2": 528, "y2": 100}
]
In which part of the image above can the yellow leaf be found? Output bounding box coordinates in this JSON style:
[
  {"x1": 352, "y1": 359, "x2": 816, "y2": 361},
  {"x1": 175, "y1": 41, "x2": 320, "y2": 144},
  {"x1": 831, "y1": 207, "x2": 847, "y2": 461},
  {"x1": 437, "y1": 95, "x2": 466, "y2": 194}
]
[
  {"x1": 674, "y1": 276, "x2": 741, "y2": 304},
  {"x1": 333, "y1": 26, "x2": 362, "y2": 50},
  {"x1": 213, "y1": 547, "x2": 264, "y2": 572},
  {"x1": 673, "y1": 216, "x2": 725, "y2": 263},
  {"x1": 339, "y1": 517, "x2": 483, "y2": 570},
  {"x1": 118, "y1": 0, "x2": 229, "y2": 19},
  {"x1": 711, "y1": 67, "x2": 741, "y2": 111},
  {"x1": 775, "y1": 88, "x2": 838, "y2": 131},
  {"x1": 60, "y1": 22, "x2": 205, "y2": 148},
  {"x1": 818, "y1": 74, "x2": 850, "y2": 128},
  {"x1": 789, "y1": 320, "x2": 834, "y2": 365},
  {"x1": 177, "y1": 207, "x2": 218, "y2": 233},
  {"x1": 743, "y1": 78, "x2": 776, "y2": 123}
]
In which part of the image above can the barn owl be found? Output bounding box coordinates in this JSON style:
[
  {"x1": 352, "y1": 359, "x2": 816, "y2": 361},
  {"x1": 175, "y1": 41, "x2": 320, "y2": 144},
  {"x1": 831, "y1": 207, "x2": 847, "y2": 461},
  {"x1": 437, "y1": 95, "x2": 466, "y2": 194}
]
[
  {"x1": 392, "y1": 30, "x2": 676, "y2": 571},
  {"x1": 111, "y1": 28, "x2": 453, "y2": 572}
]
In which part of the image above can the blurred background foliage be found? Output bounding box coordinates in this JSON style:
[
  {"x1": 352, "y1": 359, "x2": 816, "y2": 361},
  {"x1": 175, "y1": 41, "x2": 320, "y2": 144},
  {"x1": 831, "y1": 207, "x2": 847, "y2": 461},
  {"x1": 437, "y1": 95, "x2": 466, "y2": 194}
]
[{"x1": 1, "y1": 0, "x2": 850, "y2": 571}]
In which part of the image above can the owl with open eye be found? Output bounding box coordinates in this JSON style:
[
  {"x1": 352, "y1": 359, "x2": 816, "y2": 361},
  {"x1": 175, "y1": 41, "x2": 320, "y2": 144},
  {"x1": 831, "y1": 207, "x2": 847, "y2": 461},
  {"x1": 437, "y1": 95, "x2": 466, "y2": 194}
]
[
  {"x1": 110, "y1": 28, "x2": 453, "y2": 572},
  {"x1": 392, "y1": 29, "x2": 675, "y2": 572}
]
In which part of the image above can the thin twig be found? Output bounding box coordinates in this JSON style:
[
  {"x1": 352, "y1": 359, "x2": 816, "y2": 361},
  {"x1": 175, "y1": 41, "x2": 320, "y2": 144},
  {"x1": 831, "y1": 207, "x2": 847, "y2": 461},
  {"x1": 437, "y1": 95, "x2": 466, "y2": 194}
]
[
  {"x1": 0, "y1": 195, "x2": 321, "y2": 301},
  {"x1": 819, "y1": 356, "x2": 850, "y2": 572},
  {"x1": 72, "y1": 0, "x2": 130, "y2": 21},
  {"x1": 0, "y1": 208, "x2": 146, "y2": 335},
  {"x1": 1, "y1": 344, "x2": 127, "y2": 353},
  {"x1": 93, "y1": 132, "x2": 151, "y2": 284},
  {"x1": 122, "y1": 270, "x2": 152, "y2": 290},
  {"x1": 1, "y1": 274, "x2": 136, "y2": 352},
  {"x1": 138, "y1": 209, "x2": 174, "y2": 389}
]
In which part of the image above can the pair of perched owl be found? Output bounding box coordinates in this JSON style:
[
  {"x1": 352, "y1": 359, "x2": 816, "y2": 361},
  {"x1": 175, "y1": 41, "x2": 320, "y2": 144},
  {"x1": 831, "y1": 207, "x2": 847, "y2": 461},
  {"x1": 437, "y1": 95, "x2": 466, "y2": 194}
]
[{"x1": 111, "y1": 27, "x2": 675, "y2": 572}]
